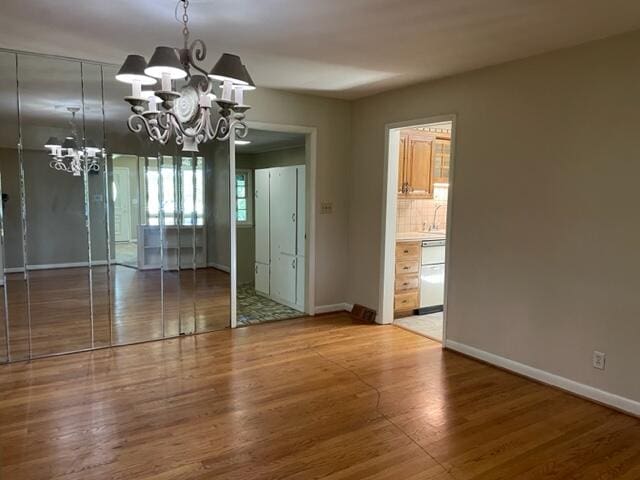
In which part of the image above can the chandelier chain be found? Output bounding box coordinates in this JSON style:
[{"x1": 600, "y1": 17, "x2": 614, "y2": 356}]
[{"x1": 181, "y1": 0, "x2": 190, "y2": 47}]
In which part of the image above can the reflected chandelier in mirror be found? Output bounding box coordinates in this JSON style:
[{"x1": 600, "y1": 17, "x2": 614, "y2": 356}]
[
  {"x1": 115, "y1": 0, "x2": 255, "y2": 153},
  {"x1": 44, "y1": 107, "x2": 102, "y2": 176}
]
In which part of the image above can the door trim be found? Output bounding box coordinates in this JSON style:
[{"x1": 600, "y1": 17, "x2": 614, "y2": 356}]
[{"x1": 379, "y1": 114, "x2": 457, "y2": 348}]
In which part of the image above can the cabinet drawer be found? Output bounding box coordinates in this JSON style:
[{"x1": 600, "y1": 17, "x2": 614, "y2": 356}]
[
  {"x1": 395, "y1": 291, "x2": 419, "y2": 311},
  {"x1": 396, "y1": 260, "x2": 419, "y2": 275},
  {"x1": 396, "y1": 242, "x2": 420, "y2": 260},
  {"x1": 395, "y1": 274, "x2": 419, "y2": 292}
]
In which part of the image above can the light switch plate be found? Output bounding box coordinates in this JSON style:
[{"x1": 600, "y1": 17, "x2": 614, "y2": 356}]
[{"x1": 320, "y1": 201, "x2": 333, "y2": 214}]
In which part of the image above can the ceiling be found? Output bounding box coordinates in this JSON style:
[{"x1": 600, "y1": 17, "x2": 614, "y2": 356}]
[
  {"x1": 1, "y1": 1, "x2": 640, "y2": 99},
  {"x1": 236, "y1": 129, "x2": 305, "y2": 154}
]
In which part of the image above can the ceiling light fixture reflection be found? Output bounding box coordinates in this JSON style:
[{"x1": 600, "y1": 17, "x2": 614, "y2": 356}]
[
  {"x1": 235, "y1": 140, "x2": 251, "y2": 145},
  {"x1": 115, "y1": 0, "x2": 255, "y2": 153},
  {"x1": 44, "y1": 107, "x2": 102, "y2": 176}
]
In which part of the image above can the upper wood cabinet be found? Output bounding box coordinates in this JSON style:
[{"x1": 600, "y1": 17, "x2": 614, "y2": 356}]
[
  {"x1": 398, "y1": 129, "x2": 451, "y2": 198},
  {"x1": 432, "y1": 138, "x2": 451, "y2": 184}
]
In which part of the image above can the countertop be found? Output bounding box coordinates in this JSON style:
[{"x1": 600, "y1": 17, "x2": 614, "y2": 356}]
[{"x1": 396, "y1": 231, "x2": 446, "y2": 242}]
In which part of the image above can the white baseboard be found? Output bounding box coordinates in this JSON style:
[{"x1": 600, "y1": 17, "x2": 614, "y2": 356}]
[
  {"x1": 314, "y1": 303, "x2": 353, "y2": 314},
  {"x1": 446, "y1": 340, "x2": 640, "y2": 417},
  {"x1": 5, "y1": 260, "x2": 109, "y2": 273},
  {"x1": 207, "y1": 262, "x2": 230, "y2": 273}
]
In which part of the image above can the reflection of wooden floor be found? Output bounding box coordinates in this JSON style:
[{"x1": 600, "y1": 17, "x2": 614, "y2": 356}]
[
  {"x1": 0, "y1": 266, "x2": 230, "y2": 361},
  {"x1": 1, "y1": 314, "x2": 639, "y2": 479}
]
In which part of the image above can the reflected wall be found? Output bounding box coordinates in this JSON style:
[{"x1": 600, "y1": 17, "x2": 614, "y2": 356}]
[{"x1": 0, "y1": 52, "x2": 231, "y2": 362}]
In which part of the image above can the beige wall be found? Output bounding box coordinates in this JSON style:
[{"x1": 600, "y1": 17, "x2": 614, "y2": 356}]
[
  {"x1": 0, "y1": 147, "x2": 109, "y2": 268},
  {"x1": 348, "y1": 30, "x2": 640, "y2": 402}
]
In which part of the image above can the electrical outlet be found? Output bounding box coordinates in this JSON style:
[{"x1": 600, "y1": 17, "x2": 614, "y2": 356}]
[{"x1": 592, "y1": 351, "x2": 606, "y2": 370}]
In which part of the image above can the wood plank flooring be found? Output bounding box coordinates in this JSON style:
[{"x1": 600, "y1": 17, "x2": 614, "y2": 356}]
[
  {"x1": 1, "y1": 313, "x2": 639, "y2": 479},
  {"x1": 1, "y1": 266, "x2": 230, "y2": 361}
]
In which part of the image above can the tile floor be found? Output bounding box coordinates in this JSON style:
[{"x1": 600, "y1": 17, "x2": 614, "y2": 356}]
[
  {"x1": 237, "y1": 285, "x2": 303, "y2": 326},
  {"x1": 394, "y1": 312, "x2": 443, "y2": 341}
]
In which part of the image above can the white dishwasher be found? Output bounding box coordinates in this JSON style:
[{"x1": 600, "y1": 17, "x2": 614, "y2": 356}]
[{"x1": 419, "y1": 239, "x2": 445, "y2": 313}]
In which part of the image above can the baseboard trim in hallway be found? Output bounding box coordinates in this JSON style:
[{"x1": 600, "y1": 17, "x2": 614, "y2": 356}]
[
  {"x1": 314, "y1": 303, "x2": 353, "y2": 314},
  {"x1": 446, "y1": 340, "x2": 640, "y2": 417}
]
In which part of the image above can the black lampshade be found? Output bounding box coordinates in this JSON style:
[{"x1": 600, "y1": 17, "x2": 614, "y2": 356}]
[
  {"x1": 208, "y1": 53, "x2": 248, "y2": 85},
  {"x1": 44, "y1": 136, "x2": 61, "y2": 148},
  {"x1": 239, "y1": 65, "x2": 256, "y2": 91},
  {"x1": 115, "y1": 55, "x2": 156, "y2": 85},
  {"x1": 145, "y1": 47, "x2": 187, "y2": 80}
]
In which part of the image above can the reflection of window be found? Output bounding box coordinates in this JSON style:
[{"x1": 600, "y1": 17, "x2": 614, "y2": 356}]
[
  {"x1": 145, "y1": 156, "x2": 204, "y2": 226},
  {"x1": 236, "y1": 169, "x2": 252, "y2": 226}
]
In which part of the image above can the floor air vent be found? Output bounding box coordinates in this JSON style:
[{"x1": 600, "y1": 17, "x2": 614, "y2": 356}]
[{"x1": 350, "y1": 304, "x2": 377, "y2": 323}]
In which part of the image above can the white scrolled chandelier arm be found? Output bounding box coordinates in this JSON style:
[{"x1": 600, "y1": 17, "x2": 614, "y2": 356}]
[{"x1": 115, "y1": 0, "x2": 255, "y2": 153}]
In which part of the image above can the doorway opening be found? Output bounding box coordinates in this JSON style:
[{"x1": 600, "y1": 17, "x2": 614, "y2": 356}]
[
  {"x1": 380, "y1": 117, "x2": 455, "y2": 343},
  {"x1": 112, "y1": 157, "x2": 139, "y2": 268},
  {"x1": 234, "y1": 127, "x2": 312, "y2": 326}
]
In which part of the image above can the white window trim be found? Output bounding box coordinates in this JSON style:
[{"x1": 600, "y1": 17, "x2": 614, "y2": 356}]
[{"x1": 236, "y1": 168, "x2": 253, "y2": 227}]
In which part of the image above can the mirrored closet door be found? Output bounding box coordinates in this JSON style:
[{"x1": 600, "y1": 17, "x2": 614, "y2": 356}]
[{"x1": 0, "y1": 52, "x2": 232, "y2": 362}]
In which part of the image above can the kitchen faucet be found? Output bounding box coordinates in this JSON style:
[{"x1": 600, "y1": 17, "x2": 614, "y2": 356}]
[{"x1": 428, "y1": 204, "x2": 444, "y2": 232}]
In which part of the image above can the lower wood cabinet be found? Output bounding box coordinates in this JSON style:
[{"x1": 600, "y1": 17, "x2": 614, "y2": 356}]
[{"x1": 394, "y1": 241, "x2": 421, "y2": 315}]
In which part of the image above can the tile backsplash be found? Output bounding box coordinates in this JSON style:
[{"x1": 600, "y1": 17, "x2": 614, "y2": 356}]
[{"x1": 397, "y1": 197, "x2": 448, "y2": 233}]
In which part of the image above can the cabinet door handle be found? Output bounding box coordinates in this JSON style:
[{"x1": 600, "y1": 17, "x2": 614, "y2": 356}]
[
  {"x1": 403, "y1": 249, "x2": 409, "y2": 254},
  {"x1": 292, "y1": 259, "x2": 296, "y2": 269},
  {"x1": 255, "y1": 265, "x2": 258, "y2": 274},
  {"x1": 292, "y1": 213, "x2": 296, "y2": 222},
  {"x1": 403, "y1": 266, "x2": 409, "y2": 270}
]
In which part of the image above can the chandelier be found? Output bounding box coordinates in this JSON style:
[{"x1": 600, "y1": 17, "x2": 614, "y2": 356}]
[
  {"x1": 44, "y1": 107, "x2": 102, "y2": 176},
  {"x1": 115, "y1": 0, "x2": 255, "y2": 152}
]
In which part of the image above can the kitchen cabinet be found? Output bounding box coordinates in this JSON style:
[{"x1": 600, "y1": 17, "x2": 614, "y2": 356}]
[
  {"x1": 397, "y1": 130, "x2": 451, "y2": 198},
  {"x1": 432, "y1": 138, "x2": 451, "y2": 184},
  {"x1": 394, "y1": 241, "x2": 421, "y2": 315}
]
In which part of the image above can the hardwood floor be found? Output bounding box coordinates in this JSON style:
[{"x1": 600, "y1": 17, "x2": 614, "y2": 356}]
[
  {"x1": 1, "y1": 266, "x2": 230, "y2": 361},
  {"x1": 0, "y1": 313, "x2": 638, "y2": 479}
]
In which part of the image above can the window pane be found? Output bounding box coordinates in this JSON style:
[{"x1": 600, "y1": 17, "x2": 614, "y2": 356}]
[
  {"x1": 236, "y1": 174, "x2": 245, "y2": 185},
  {"x1": 237, "y1": 209, "x2": 247, "y2": 222},
  {"x1": 237, "y1": 198, "x2": 246, "y2": 210},
  {"x1": 237, "y1": 186, "x2": 246, "y2": 199}
]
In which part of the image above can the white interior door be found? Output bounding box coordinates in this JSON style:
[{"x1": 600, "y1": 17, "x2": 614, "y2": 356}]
[
  {"x1": 270, "y1": 167, "x2": 297, "y2": 256},
  {"x1": 112, "y1": 167, "x2": 132, "y2": 242},
  {"x1": 271, "y1": 253, "x2": 297, "y2": 305},
  {"x1": 295, "y1": 166, "x2": 305, "y2": 310},
  {"x1": 254, "y1": 262, "x2": 269, "y2": 296},
  {"x1": 296, "y1": 165, "x2": 305, "y2": 257}
]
